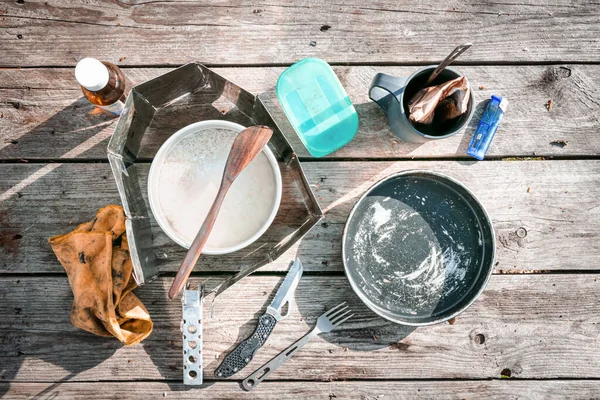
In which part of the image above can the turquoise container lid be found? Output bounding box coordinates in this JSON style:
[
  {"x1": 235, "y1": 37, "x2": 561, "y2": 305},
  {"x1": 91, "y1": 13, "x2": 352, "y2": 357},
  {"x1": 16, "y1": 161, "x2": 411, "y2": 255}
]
[{"x1": 276, "y1": 58, "x2": 359, "y2": 157}]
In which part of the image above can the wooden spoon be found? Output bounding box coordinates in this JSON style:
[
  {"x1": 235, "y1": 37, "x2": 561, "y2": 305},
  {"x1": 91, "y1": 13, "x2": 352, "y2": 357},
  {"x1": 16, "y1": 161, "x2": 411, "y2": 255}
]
[{"x1": 169, "y1": 125, "x2": 274, "y2": 299}]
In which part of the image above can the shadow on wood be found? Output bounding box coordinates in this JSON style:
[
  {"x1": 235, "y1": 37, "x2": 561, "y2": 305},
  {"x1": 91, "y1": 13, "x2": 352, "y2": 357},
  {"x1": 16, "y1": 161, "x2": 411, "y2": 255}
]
[
  {"x1": 294, "y1": 239, "x2": 416, "y2": 352},
  {"x1": 352, "y1": 102, "x2": 424, "y2": 157},
  {"x1": 0, "y1": 97, "x2": 116, "y2": 161},
  {"x1": 455, "y1": 99, "x2": 489, "y2": 157},
  {"x1": 0, "y1": 276, "x2": 119, "y2": 398}
]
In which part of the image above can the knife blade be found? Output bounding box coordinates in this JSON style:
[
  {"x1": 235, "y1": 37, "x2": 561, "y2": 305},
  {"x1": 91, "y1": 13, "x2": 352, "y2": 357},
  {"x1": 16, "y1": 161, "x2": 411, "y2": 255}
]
[
  {"x1": 214, "y1": 258, "x2": 303, "y2": 378},
  {"x1": 266, "y1": 258, "x2": 303, "y2": 320}
]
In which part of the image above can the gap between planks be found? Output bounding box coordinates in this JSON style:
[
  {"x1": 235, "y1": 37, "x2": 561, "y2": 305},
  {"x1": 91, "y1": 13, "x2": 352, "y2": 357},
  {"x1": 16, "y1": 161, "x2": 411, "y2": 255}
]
[
  {"x1": 2, "y1": 270, "x2": 600, "y2": 278},
  {"x1": 4, "y1": 380, "x2": 600, "y2": 399},
  {"x1": 4, "y1": 156, "x2": 600, "y2": 164},
  {"x1": 7, "y1": 61, "x2": 600, "y2": 69}
]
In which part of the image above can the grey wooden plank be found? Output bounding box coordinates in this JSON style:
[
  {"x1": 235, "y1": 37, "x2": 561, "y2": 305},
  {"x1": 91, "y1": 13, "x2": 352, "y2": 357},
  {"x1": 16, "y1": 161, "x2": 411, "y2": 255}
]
[
  {"x1": 1, "y1": 274, "x2": 600, "y2": 382},
  {"x1": 3, "y1": 380, "x2": 600, "y2": 399},
  {"x1": 0, "y1": 161, "x2": 312, "y2": 275},
  {"x1": 1, "y1": 160, "x2": 598, "y2": 274},
  {"x1": 1, "y1": 1, "x2": 599, "y2": 66},
  {"x1": 1, "y1": 65, "x2": 599, "y2": 160}
]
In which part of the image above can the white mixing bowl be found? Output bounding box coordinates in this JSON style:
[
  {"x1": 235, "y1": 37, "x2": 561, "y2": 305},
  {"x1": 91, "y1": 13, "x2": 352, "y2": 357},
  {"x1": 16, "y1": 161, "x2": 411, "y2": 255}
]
[{"x1": 148, "y1": 120, "x2": 282, "y2": 254}]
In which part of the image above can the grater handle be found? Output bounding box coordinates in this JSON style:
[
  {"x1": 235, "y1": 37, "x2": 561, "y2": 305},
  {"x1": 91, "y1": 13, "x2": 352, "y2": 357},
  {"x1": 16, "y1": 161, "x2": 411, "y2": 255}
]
[{"x1": 182, "y1": 287, "x2": 203, "y2": 385}]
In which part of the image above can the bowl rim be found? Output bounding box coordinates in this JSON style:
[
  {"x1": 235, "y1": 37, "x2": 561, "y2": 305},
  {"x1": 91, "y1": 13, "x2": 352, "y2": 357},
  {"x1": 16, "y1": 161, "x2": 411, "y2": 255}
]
[{"x1": 147, "y1": 119, "x2": 283, "y2": 255}]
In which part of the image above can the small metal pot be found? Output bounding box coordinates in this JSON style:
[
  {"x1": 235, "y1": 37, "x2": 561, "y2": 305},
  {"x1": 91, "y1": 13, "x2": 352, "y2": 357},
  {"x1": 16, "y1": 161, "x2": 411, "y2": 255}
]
[{"x1": 369, "y1": 66, "x2": 475, "y2": 143}]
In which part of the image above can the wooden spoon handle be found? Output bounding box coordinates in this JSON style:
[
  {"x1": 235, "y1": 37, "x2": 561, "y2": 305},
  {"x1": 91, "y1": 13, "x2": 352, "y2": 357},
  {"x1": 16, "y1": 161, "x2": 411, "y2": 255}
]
[
  {"x1": 168, "y1": 125, "x2": 273, "y2": 299},
  {"x1": 169, "y1": 184, "x2": 230, "y2": 299}
]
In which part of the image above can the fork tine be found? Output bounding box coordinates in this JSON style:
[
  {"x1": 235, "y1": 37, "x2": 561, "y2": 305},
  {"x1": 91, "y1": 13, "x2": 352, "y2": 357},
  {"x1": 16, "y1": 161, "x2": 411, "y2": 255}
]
[
  {"x1": 328, "y1": 305, "x2": 350, "y2": 321},
  {"x1": 331, "y1": 308, "x2": 352, "y2": 324},
  {"x1": 333, "y1": 313, "x2": 354, "y2": 328},
  {"x1": 324, "y1": 302, "x2": 346, "y2": 317}
]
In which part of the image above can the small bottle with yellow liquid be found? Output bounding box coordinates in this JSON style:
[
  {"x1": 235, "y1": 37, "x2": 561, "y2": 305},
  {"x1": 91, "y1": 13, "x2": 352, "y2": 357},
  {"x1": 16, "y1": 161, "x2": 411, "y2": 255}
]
[{"x1": 75, "y1": 57, "x2": 127, "y2": 116}]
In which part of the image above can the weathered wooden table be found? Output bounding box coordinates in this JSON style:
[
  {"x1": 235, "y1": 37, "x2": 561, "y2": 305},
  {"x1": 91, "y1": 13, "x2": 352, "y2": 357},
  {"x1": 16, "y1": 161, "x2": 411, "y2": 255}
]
[{"x1": 1, "y1": 1, "x2": 600, "y2": 398}]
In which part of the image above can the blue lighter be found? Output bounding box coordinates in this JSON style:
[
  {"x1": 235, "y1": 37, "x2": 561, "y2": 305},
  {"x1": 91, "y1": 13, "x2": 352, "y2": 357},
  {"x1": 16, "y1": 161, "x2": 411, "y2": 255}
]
[{"x1": 466, "y1": 95, "x2": 508, "y2": 160}]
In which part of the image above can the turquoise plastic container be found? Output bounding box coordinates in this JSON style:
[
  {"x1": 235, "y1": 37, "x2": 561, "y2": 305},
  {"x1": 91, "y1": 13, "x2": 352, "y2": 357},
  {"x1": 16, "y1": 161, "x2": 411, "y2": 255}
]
[{"x1": 276, "y1": 58, "x2": 359, "y2": 157}]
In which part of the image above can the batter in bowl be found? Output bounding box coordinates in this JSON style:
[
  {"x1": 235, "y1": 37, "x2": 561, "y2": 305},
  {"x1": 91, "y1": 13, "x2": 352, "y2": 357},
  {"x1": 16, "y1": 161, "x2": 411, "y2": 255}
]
[{"x1": 152, "y1": 123, "x2": 280, "y2": 253}]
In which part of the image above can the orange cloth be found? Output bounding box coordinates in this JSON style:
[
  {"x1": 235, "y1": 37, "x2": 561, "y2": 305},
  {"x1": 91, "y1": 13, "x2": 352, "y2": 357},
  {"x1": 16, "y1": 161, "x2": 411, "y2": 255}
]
[{"x1": 49, "y1": 205, "x2": 152, "y2": 345}]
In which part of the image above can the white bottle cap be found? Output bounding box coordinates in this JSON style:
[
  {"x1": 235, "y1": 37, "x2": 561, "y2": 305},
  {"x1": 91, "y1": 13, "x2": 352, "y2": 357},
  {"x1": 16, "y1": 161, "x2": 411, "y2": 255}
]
[{"x1": 75, "y1": 58, "x2": 109, "y2": 92}]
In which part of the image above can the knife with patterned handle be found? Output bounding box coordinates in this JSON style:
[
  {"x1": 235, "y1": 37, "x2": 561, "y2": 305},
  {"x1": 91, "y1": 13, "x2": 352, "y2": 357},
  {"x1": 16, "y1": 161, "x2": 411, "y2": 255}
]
[{"x1": 214, "y1": 258, "x2": 303, "y2": 378}]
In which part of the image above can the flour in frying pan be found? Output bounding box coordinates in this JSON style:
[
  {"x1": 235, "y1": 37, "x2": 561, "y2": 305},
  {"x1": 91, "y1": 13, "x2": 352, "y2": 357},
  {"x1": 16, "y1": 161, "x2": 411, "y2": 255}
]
[
  {"x1": 371, "y1": 202, "x2": 392, "y2": 229},
  {"x1": 157, "y1": 127, "x2": 278, "y2": 250},
  {"x1": 350, "y1": 198, "x2": 470, "y2": 313},
  {"x1": 393, "y1": 247, "x2": 466, "y2": 288},
  {"x1": 352, "y1": 201, "x2": 416, "y2": 264}
]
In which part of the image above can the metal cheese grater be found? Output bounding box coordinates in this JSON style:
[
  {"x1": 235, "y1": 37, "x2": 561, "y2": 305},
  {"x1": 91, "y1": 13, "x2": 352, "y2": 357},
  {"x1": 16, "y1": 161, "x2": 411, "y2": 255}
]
[{"x1": 182, "y1": 285, "x2": 203, "y2": 385}]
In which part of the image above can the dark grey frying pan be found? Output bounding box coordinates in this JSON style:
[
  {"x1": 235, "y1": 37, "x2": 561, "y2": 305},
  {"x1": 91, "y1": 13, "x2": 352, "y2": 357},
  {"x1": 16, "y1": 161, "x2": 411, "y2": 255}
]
[{"x1": 342, "y1": 170, "x2": 495, "y2": 326}]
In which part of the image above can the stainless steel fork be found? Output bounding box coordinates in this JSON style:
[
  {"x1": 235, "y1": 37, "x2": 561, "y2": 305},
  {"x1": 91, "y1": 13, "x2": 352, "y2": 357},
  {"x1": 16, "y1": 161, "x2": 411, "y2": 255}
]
[{"x1": 242, "y1": 302, "x2": 353, "y2": 391}]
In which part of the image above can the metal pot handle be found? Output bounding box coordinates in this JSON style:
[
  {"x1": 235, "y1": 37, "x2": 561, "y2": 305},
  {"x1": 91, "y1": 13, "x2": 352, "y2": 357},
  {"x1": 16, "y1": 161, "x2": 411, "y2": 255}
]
[{"x1": 369, "y1": 73, "x2": 407, "y2": 112}]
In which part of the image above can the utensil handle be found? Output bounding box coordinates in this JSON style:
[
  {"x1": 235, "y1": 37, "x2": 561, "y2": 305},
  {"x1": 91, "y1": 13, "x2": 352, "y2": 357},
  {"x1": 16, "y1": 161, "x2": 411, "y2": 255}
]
[
  {"x1": 242, "y1": 328, "x2": 318, "y2": 391},
  {"x1": 426, "y1": 42, "x2": 473, "y2": 86},
  {"x1": 169, "y1": 184, "x2": 230, "y2": 299},
  {"x1": 369, "y1": 73, "x2": 407, "y2": 111},
  {"x1": 215, "y1": 313, "x2": 277, "y2": 378}
]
